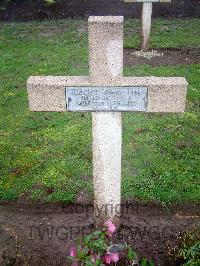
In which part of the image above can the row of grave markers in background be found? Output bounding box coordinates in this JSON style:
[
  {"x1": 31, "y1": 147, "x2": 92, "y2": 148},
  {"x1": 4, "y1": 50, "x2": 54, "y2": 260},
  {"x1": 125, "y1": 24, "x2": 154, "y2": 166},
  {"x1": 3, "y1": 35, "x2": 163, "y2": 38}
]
[
  {"x1": 124, "y1": 0, "x2": 171, "y2": 51},
  {"x1": 27, "y1": 16, "x2": 187, "y2": 225}
]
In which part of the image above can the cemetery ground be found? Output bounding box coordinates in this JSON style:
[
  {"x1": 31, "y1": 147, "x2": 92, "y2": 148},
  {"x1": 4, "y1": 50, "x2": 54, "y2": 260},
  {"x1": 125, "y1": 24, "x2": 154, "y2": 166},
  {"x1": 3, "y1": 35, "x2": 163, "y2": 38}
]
[{"x1": 0, "y1": 18, "x2": 199, "y2": 265}]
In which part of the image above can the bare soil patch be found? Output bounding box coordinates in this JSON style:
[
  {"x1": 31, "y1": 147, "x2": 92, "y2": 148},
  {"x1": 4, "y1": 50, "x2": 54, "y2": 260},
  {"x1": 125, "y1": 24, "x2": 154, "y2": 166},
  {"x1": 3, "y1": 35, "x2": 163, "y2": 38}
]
[
  {"x1": 0, "y1": 199, "x2": 199, "y2": 265},
  {"x1": 0, "y1": 0, "x2": 199, "y2": 22},
  {"x1": 124, "y1": 48, "x2": 200, "y2": 67}
]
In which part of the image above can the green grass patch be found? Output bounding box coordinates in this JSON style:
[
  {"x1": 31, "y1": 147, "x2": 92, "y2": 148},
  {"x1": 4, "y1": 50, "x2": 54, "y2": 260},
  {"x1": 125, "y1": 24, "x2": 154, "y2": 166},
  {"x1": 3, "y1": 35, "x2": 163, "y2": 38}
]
[
  {"x1": 124, "y1": 18, "x2": 200, "y2": 49},
  {"x1": 169, "y1": 226, "x2": 200, "y2": 265},
  {"x1": 0, "y1": 19, "x2": 199, "y2": 204},
  {"x1": 122, "y1": 64, "x2": 200, "y2": 204}
]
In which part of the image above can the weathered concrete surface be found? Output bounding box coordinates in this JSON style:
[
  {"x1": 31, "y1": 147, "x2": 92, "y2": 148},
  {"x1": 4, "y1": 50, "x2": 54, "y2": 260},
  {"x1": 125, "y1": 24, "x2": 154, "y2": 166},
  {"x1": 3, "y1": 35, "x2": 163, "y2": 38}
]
[
  {"x1": 141, "y1": 2, "x2": 152, "y2": 51},
  {"x1": 88, "y1": 16, "x2": 123, "y2": 82},
  {"x1": 92, "y1": 112, "x2": 122, "y2": 224},
  {"x1": 27, "y1": 76, "x2": 187, "y2": 113},
  {"x1": 27, "y1": 76, "x2": 90, "y2": 112},
  {"x1": 89, "y1": 16, "x2": 123, "y2": 224}
]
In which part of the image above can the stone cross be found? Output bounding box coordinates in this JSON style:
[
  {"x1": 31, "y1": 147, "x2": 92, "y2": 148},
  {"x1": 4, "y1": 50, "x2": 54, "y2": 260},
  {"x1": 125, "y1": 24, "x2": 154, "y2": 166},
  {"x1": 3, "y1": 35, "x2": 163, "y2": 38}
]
[
  {"x1": 27, "y1": 16, "x2": 187, "y2": 225},
  {"x1": 124, "y1": 0, "x2": 171, "y2": 51}
]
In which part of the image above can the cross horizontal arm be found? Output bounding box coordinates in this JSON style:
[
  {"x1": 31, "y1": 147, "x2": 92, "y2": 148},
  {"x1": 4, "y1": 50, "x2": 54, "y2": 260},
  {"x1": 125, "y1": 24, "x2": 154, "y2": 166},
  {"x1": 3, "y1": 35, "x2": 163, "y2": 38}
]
[
  {"x1": 27, "y1": 76, "x2": 90, "y2": 112},
  {"x1": 27, "y1": 76, "x2": 187, "y2": 113}
]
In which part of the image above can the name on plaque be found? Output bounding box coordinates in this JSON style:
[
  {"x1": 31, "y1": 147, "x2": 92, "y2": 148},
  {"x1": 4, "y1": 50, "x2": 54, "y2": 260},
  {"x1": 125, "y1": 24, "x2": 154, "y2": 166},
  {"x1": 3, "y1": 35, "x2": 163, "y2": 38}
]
[{"x1": 66, "y1": 86, "x2": 148, "y2": 112}]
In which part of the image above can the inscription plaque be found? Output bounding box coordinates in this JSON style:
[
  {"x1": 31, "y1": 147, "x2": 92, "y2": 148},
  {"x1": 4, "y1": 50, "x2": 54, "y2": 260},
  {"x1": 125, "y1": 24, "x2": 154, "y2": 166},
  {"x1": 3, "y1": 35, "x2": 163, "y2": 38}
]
[{"x1": 66, "y1": 86, "x2": 148, "y2": 112}]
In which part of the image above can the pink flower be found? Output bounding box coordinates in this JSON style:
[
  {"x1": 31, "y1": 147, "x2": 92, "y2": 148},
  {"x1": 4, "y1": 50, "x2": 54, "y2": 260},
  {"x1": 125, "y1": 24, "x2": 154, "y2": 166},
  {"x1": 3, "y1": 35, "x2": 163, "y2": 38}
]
[
  {"x1": 105, "y1": 220, "x2": 116, "y2": 236},
  {"x1": 71, "y1": 263, "x2": 78, "y2": 266},
  {"x1": 69, "y1": 246, "x2": 77, "y2": 257},
  {"x1": 103, "y1": 254, "x2": 112, "y2": 264},
  {"x1": 103, "y1": 253, "x2": 119, "y2": 264},
  {"x1": 111, "y1": 253, "x2": 120, "y2": 263}
]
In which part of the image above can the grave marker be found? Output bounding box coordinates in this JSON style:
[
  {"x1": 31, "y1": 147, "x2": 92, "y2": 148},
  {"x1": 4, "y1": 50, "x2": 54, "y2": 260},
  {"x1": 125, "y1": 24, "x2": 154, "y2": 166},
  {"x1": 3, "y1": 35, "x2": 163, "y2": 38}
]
[
  {"x1": 27, "y1": 16, "x2": 187, "y2": 225},
  {"x1": 124, "y1": 0, "x2": 171, "y2": 51}
]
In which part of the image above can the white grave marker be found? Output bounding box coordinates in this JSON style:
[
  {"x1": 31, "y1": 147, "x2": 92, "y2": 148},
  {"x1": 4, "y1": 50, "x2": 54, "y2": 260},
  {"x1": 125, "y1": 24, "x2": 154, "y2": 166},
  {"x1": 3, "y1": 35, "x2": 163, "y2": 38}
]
[
  {"x1": 27, "y1": 16, "x2": 187, "y2": 225},
  {"x1": 124, "y1": 0, "x2": 171, "y2": 51}
]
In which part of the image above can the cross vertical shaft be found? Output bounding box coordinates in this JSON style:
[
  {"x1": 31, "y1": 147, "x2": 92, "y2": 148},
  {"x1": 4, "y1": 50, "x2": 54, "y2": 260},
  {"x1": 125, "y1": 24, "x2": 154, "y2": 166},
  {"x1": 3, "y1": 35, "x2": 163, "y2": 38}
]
[
  {"x1": 141, "y1": 2, "x2": 153, "y2": 51},
  {"x1": 88, "y1": 16, "x2": 123, "y2": 224}
]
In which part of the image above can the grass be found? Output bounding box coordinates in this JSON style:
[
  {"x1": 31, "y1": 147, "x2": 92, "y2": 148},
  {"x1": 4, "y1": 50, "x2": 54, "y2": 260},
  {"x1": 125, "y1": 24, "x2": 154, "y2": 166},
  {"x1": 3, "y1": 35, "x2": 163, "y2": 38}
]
[
  {"x1": 124, "y1": 18, "x2": 200, "y2": 48},
  {"x1": 0, "y1": 18, "x2": 199, "y2": 204},
  {"x1": 123, "y1": 65, "x2": 200, "y2": 204},
  {"x1": 169, "y1": 226, "x2": 200, "y2": 265}
]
